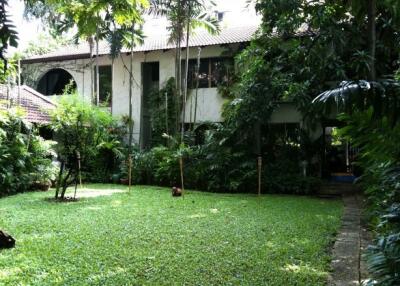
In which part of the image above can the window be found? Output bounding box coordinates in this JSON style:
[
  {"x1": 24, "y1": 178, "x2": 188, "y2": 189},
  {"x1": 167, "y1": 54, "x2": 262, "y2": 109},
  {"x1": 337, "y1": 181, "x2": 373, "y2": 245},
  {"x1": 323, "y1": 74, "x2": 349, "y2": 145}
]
[
  {"x1": 183, "y1": 57, "x2": 233, "y2": 89},
  {"x1": 217, "y1": 12, "x2": 224, "y2": 22},
  {"x1": 94, "y1": 65, "x2": 112, "y2": 106}
]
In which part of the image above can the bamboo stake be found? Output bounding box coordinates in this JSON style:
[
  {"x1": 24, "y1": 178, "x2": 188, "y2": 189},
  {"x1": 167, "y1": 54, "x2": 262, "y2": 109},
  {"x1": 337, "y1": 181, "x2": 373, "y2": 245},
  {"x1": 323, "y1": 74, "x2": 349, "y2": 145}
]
[
  {"x1": 165, "y1": 91, "x2": 169, "y2": 134},
  {"x1": 179, "y1": 156, "x2": 185, "y2": 198},
  {"x1": 74, "y1": 151, "x2": 82, "y2": 199},
  {"x1": 128, "y1": 156, "x2": 132, "y2": 192},
  {"x1": 77, "y1": 151, "x2": 82, "y2": 189},
  {"x1": 258, "y1": 156, "x2": 262, "y2": 196}
]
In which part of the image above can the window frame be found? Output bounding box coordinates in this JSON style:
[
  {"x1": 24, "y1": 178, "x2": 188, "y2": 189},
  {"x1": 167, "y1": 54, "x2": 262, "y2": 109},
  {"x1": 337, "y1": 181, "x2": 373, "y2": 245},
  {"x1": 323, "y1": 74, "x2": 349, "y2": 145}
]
[
  {"x1": 182, "y1": 57, "x2": 233, "y2": 89},
  {"x1": 94, "y1": 65, "x2": 113, "y2": 107}
]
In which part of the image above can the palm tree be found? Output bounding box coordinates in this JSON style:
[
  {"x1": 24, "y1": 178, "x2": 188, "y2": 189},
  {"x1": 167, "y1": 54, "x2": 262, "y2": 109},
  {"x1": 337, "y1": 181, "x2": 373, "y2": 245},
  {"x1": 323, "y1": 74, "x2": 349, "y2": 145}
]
[
  {"x1": 0, "y1": 0, "x2": 18, "y2": 74},
  {"x1": 149, "y1": 0, "x2": 218, "y2": 142}
]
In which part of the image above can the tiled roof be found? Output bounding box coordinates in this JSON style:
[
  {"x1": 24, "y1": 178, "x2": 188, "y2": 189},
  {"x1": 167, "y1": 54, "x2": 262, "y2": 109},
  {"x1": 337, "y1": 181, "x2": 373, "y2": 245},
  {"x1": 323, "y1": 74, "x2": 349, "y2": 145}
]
[
  {"x1": 22, "y1": 26, "x2": 258, "y2": 63},
  {"x1": 0, "y1": 84, "x2": 56, "y2": 124}
]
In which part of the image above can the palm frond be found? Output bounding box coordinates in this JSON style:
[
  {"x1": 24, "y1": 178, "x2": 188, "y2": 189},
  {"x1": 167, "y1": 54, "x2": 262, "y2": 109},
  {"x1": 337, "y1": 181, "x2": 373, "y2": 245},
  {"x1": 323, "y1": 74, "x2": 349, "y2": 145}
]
[{"x1": 313, "y1": 79, "x2": 400, "y2": 124}]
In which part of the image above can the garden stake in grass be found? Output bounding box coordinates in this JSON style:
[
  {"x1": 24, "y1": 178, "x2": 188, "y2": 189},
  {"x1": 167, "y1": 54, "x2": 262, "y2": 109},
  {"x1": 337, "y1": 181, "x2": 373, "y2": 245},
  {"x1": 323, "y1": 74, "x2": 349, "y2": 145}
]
[
  {"x1": 179, "y1": 156, "x2": 185, "y2": 198},
  {"x1": 77, "y1": 151, "x2": 82, "y2": 189},
  {"x1": 128, "y1": 156, "x2": 132, "y2": 192},
  {"x1": 74, "y1": 151, "x2": 82, "y2": 199},
  {"x1": 258, "y1": 156, "x2": 262, "y2": 196}
]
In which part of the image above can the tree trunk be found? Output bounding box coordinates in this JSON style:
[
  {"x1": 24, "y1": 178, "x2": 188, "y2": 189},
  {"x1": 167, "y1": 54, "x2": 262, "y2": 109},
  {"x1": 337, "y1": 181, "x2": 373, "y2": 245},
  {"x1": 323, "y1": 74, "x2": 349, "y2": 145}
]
[
  {"x1": 182, "y1": 4, "x2": 191, "y2": 142},
  {"x1": 367, "y1": 0, "x2": 376, "y2": 81},
  {"x1": 193, "y1": 47, "x2": 201, "y2": 129},
  {"x1": 177, "y1": 40, "x2": 182, "y2": 142},
  {"x1": 165, "y1": 90, "x2": 169, "y2": 135},
  {"x1": 60, "y1": 168, "x2": 72, "y2": 199},
  {"x1": 111, "y1": 58, "x2": 114, "y2": 112},
  {"x1": 128, "y1": 23, "x2": 135, "y2": 187},
  {"x1": 95, "y1": 28, "x2": 100, "y2": 105},
  {"x1": 89, "y1": 37, "x2": 95, "y2": 104},
  {"x1": 176, "y1": 0, "x2": 183, "y2": 143},
  {"x1": 55, "y1": 160, "x2": 65, "y2": 199}
]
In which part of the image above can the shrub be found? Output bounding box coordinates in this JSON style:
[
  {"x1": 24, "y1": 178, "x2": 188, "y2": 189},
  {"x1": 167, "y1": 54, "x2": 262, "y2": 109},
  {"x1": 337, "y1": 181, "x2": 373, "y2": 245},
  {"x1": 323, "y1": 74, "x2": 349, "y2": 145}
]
[
  {"x1": 0, "y1": 107, "x2": 56, "y2": 196},
  {"x1": 119, "y1": 130, "x2": 320, "y2": 195},
  {"x1": 50, "y1": 94, "x2": 124, "y2": 199}
]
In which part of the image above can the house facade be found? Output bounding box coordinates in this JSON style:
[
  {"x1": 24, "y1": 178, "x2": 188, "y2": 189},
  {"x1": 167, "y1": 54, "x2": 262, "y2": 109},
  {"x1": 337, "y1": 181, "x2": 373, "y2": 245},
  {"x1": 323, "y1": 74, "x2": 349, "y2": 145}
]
[
  {"x1": 22, "y1": 26, "x2": 298, "y2": 140},
  {"x1": 21, "y1": 25, "x2": 356, "y2": 179}
]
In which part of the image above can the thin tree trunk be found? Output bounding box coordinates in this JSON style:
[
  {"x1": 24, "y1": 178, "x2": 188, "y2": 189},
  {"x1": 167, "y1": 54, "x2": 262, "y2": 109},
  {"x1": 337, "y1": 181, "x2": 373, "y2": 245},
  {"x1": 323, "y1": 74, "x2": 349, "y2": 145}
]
[
  {"x1": 89, "y1": 38, "x2": 95, "y2": 104},
  {"x1": 177, "y1": 39, "x2": 182, "y2": 142},
  {"x1": 165, "y1": 90, "x2": 169, "y2": 134},
  {"x1": 175, "y1": 48, "x2": 180, "y2": 134},
  {"x1": 55, "y1": 160, "x2": 65, "y2": 199},
  {"x1": 176, "y1": 0, "x2": 183, "y2": 143},
  {"x1": 60, "y1": 168, "x2": 72, "y2": 199},
  {"x1": 367, "y1": 0, "x2": 376, "y2": 81},
  {"x1": 128, "y1": 23, "x2": 135, "y2": 189},
  {"x1": 193, "y1": 47, "x2": 201, "y2": 128},
  {"x1": 182, "y1": 3, "x2": 191, "y2": 141},
  {"x1": 111, "y1": 58, "x2": 114, "y2": 112},
  {"x1": 95, "y1": 28, "x2": 100, "y2": 106}
]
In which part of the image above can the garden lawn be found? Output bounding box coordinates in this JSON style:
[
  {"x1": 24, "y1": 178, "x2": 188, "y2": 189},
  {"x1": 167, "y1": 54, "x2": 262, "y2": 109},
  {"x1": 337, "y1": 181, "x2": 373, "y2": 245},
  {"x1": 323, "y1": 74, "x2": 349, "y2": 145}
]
[{"x1": 0, "y1": 185, "x2": 342, "y2": 285}]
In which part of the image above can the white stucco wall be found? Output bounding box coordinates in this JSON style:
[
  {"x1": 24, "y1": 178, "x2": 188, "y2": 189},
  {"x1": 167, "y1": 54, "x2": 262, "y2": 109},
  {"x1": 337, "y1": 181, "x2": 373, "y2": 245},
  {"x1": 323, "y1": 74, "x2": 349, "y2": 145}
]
[
  {"x1": 270, "y1": 103, "x2": 302, "y2": 123},
  {"x1": 22, "y1": 45, "x2": 233, "y2": 143},
  {"x1": 24, "y1": 44, "x2": 324, "y2": 144}
]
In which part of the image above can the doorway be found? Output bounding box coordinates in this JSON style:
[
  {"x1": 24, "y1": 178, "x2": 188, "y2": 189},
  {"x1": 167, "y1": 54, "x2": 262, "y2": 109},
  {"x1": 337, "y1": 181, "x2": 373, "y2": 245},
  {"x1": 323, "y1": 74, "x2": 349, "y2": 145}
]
[{"x1": 141, "y1": 62, "x2": 160, "y2": 150}]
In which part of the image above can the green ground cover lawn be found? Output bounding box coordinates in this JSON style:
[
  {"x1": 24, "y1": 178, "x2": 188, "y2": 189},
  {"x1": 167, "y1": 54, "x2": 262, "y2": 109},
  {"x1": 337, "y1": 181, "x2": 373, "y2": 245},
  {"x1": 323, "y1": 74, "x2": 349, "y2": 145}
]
[{"x1": 0, "y1": 185, "x2": 342, "y2": 285}]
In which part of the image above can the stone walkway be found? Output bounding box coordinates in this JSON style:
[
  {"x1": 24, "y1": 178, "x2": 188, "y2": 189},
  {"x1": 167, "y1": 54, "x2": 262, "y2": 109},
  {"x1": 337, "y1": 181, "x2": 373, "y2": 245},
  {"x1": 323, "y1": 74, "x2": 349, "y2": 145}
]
[{"x1": 328, "y1": 194, "x2": 363, "y2": 286}]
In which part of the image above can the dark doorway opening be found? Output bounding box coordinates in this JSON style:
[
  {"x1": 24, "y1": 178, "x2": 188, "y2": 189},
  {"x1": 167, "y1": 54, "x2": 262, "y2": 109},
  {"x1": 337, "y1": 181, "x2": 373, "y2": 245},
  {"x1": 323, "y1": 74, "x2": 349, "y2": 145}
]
[
  {"x1": 141, "y1": 62, "x2": 160, "y2": 150},
  {"x1": 322, "y1": 121, "x2": 359, "y2": 182},
  {"x1": 37, "y1": 68, "x2": 76, "y2": 96}
]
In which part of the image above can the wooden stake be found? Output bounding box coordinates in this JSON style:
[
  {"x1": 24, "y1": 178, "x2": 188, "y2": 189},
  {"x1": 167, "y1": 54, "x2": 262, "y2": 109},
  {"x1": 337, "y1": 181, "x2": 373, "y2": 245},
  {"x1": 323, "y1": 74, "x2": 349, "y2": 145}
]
[
  {"x1": 74, "y1": 151, "x2": 82, "y2": 199},
  {"x1": 77, "y1": 151, "x2": 83, "y2": 189},
  {"x1": 179, "y1": 157, "x2": 185, "y2": 198},
  {"x1": 128, "y1": 156, "x2": 132, "y2": 192},
  {"x1": 258, "y1": 156, "x2": 262, "y2": 196}
]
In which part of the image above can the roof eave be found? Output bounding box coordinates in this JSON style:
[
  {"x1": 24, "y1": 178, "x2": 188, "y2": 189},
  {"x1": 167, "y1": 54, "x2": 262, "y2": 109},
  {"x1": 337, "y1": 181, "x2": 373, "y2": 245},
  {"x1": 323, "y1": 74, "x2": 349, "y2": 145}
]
[
  {"x1": 21, "y1": 53, "x2": 92, "y2": 64},
  {"x1": 22, "y1": 41, "x2": 251, "y2": 64}
]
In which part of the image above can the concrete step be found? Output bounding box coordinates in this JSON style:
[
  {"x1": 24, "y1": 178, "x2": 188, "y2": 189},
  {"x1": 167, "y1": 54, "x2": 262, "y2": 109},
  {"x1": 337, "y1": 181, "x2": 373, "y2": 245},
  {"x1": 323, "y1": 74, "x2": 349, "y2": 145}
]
[{"x1": 319, "y1": 182, "x2": 360, "y2": 195}]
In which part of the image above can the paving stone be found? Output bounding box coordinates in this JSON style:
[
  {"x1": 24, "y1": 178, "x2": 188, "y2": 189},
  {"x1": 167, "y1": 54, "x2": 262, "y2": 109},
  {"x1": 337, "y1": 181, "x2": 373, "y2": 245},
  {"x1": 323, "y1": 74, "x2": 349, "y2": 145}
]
[{"x1": 328, "y1": 194, "x2": 362, "y2": 286}]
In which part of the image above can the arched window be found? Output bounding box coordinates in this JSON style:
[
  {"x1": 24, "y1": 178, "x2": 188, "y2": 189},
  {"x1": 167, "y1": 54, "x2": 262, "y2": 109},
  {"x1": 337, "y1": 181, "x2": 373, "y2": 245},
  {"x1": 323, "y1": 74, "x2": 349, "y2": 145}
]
[{"x1": 37, "y1": 68, "x2": 77, "y2": 96}]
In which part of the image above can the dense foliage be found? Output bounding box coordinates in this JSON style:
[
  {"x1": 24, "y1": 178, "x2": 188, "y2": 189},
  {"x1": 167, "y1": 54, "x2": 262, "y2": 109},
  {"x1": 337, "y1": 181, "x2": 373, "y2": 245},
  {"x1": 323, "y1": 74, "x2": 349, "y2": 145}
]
[
  {"x1": 319, "y1": 95, "x2": 400, "y2": 285},
  {"x1": 118, "y1": 123, "x2": 320, "y2": 194},
  {"x1": 0, "y1": 106, "x2": 56, "y2": 196},
  {"x1": 0, "y1": 0, "x2": 18, "y2": 73}
]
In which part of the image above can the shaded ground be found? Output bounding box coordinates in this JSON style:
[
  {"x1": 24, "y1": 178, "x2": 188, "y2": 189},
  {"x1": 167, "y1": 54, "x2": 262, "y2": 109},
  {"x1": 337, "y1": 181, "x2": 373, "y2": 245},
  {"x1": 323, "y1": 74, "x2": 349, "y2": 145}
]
[{"x1": 0, "y1": 185, "x2": 342, "y2": 285}]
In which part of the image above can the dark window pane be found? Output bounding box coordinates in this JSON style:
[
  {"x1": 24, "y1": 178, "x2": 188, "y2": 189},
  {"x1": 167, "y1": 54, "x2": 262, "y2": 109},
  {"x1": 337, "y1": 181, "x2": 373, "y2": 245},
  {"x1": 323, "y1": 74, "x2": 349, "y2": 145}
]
[
  {"x1": 95, "y1": 66, "x2": 112, "y2": 106},
  {"x1": 197, "y1": 59, "x2": 209, "y2": 88},
  {"x1": 210, "y1": 58, "x2": 233, "y2": 87},
  {"x1": 185, "y1": 59, "x2": 197, "y2": 89},
  {"x1": 183, "y1": 59, "x2": 209, "y2": 89}
]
